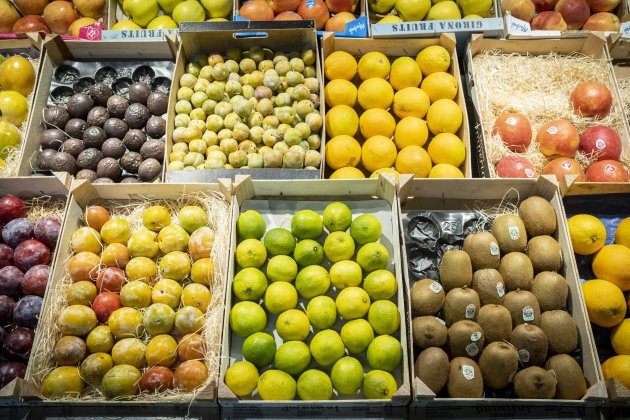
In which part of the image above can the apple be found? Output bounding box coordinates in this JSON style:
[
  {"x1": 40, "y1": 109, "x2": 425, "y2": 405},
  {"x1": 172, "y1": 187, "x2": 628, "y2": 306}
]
[
  {"x1": 531, "y1": 11, "x2": 568, "y2": 30},
  {"x1": 274, "y1": 11, "x2": 303, "y2": 19},
  {"x1": 580, "y1": 125, "x2": 621, "y2": 161},
  {"x1": 13, "y1": 15, "x2": 51, "y2": 33},
  {"x1": 554, "y1": 0, "x2": 590, "y2": 29},
  {"x1": 586, "y1": 0, "x2": 620, "y2": 12},
  {"x1": 92, "y1": 292, "x2": 122, "y2": 323},
  {"x1": 532, "y1": 0, "x2": 559, "y2": 10},
  {"x1": 543, "y1": 157, "x2": 586, "y2": 182},
  {"x1": 586, "y1": 160, "x2": 629, "y2": 182},
  {"x1": 325, "y1": 11, "x2": 356, "y2": 31},
  {"x1": 492, "y1": 112, "x2": 532, "y2": 152},
  {"x1": 43, "y1": 1, "x2": 79, "y2": 35},
  {"x1": 326, "y1": 0, "x2": 354, "y2": 13},
  {"x1": 582, "y1": 12, "x2": 620, "y2": 31},
  {"x1": 270, "y1": 0, "x2": 301, "y2": 13},
  {"x1": 297, "y1": 0, "x2": 330, "y2": 29},
  {"x1": 72, "y1": 0, "x2": 106, "y2": 19},
  {"x1": 14, "y1": 0, "x2": 49, "y2": 15},
  {"x1": 570, "y1": 82, "x2": 613, "y2": 118},
  {"x1": 496, "y1": 155, "x2": 538, "y2": 178},
  {"x1": 536, "y1": 119, "x2": 579, "y2": 158}
]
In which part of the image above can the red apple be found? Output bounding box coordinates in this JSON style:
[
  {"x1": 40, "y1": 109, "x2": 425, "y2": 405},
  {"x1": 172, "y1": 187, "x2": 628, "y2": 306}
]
[
  {"x1": 326, "y1": 0, "x2": 354, "y2": 13},
  {"x1": 496, "y1": 156, "x2": 538, "y2": 178},
  {"x1": 531, "y1": 11, "x2": 568, "y2": 30},
  {"x1": 532, "y1": 0, "x2": 559, "y2": 11},
  {"x1": 325, "y1": 12, "x2": 356, "y2": 31},
  {"x1": 586, "y1": 160, "x2": 629, "y2": 182},
  {"x1": 492, "y1": 112, "x2": 532, "y2": 152},
  {"x1": 570, "y1": 82, "x2": 613, "y2": 118},
  {"x1": 95, "y1": 267, "x2": 125, "y2": 293},
  {"x1": 586, "y1": 0, "x2": 620, "y2": 12},
  {"x1": 554, "y1": 0, "x2": 590, "y2": 29},
  {"x1": 536, "y1": 119, "x2": 580, "y2": 158},
  {"x1": 543, "y1": 157, "x2": 586, "y2": 183},
  {"x1": 92, "y1": 292, "x2": 122, "y2": 323},
  {"x1": 274, "y1": 11, "x2": 303, "y2": 19},
  {"x1": 43, "y1": 0, "x2": 79, "y2": 34},
  {"x1": 297, "y1": 0, "x2": 329, "y2": 29},
  {"x1": 14, "y1": 0, "x2": 50, "y2": 16},
  {"x1": 580, "y1": 125, "x2": 621, "y2": 161},
  {"x1": 13, "y1": 15, "x2": 51, "y2": 33},
  {"x1": 582, "y1": 12, "x2": 620, "y2": 31},
  {"x1": 270, "y1": 0, "x2": 301, "y2": 13}
]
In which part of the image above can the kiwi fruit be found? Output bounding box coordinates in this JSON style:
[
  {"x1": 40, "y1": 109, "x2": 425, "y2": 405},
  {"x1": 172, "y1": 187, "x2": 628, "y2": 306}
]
[
  {"x1": 492, "y1": 214, "x2": 527, "y2": 254},
  {"x1": 412, "y1": 316, "x2": 447, "y2": 349},
  {"x1": 447, "y1": 320, "x2": 485, "y2": 359},
  {"x1": 540, "y1": 310, "x2": 578, "y2": 354},
  {"x1": 447, "y1": 357, "x2": 484, "y2": 398},
  {"x1": 531, "y1": 272, "x2": 568, "y2": 311},
  {"x1": 120, "y1": 177, "x2": 140, "y2": 183},
  {"x1": 499, "y1": 252, "x2": 534, "y2": 291},
  {"x1": 510, "y1": 323, "x2": 548, "y2": 367},
  {"x1": 439, "y1": 250, "x2": 473, "y2": 291},
  {"x1": 443, "y1": 287, "x2": 480, "y2": 326},
  {"x1": 504, "y1": 290, "x2": 541, "y2": 327},
  {"x1": 415, "y1": 347, "x2": 450, "y2": 395},
  {"x1": 527, "y1": 235, "x2": 562, "y2": 274},
  {"x1": 477, "y1": 304, "x2": 512, "y2": 344},
  {"x1": 463, "y1": 231, "x2": 500, "y2": 270},
  {"x1": 410, "y1": 279, "x2": 445, "y2": 316},
  {"x1": 478, "y1": 341, "x2": 519, "y2": 390},
  {"x1": 513, "y1": 366, "x2": 557, "y2": 399},
  {"x1": 545, "y1": 354, "x2": 587, "y2": 400},
  {"x1": 519, "y1": 196, "x2": 557, "y2": 237},
  {"x1": 472, "y1": 269, "x2": 505, "y2": 306},
  {"x1": 138, "y1": 158, "x2": 162, "y2": 181},
  {"x1": 93, "y1": 178, "x2": 114, "y2": 184}
]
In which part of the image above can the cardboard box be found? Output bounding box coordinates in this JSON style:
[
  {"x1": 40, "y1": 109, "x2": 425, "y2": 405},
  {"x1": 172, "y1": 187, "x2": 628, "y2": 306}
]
[
  {"x1": 18, "y1": 35, "x2": 178, "y2": 182},
  {"x1": 217, "y1": 175, "x2": 411, "y2": 416},
  {"x1": 397, "y1": 176, "x2": 607, "y2": 416},
  {"x1": 321, "y1": 33, "x2": 473, "y2": 178},
  {"x1": 166, "y1": 22, "x2": 324, "y2": 183}
]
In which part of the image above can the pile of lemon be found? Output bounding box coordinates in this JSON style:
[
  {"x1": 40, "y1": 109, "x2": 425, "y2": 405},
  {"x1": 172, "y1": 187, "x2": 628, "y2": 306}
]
[
  {"x1": 323, "y1": 45, "x2": 466, "y2": 179},
  {"x1": 224, "y1": 202, "x2": 402, "y2": 400}
]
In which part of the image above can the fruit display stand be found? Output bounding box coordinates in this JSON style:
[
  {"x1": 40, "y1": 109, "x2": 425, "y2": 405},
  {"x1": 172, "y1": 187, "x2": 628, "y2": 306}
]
[
  {"x1": 218, "y1": 175, "x2": 410, "y2": 418},
  {"x1": 397, "y1": 176, "x2": 607, "y2": 417}
]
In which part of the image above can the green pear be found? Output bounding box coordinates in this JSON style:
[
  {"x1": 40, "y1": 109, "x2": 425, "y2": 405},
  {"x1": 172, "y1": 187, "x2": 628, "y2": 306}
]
[
  {"x1": 123, "y1": 0, "x2": 160, "y2": 26},
  {"x1": 157, "y1": 0, "x2": 186, "y2": 14},
  {"x1": 172, "y1": 0, "x2": 206, "y2": 23},
  {"x1": 369, "y1": 0, "x2": 397, "y2": 14},
  {"x1": 457, "y1": 0, "x2": 492, "y2": 17},
  {"x1": 395, "y1": 0, "x2": 431, "y2": 20},
  {"x1": 201, "y1": 0, "x2": 232, "y2": 18}
]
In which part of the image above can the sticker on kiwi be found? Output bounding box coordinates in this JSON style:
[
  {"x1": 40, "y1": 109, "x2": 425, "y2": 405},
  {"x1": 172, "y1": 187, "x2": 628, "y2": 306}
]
[
  {"x1": 462, "y1": 365, "x2": 475, "y2": 380},
  {"x1": 465, "y1": 304, "x2": 476, "y2": 319},
  {"x1": 548, "y1": 369, "x2": 557, "y2": 379},
  {"x1": 518, "y1": 349, "x2": 530, "y2": 363},
  {"x1": 522, "y1": 306, "x2": 535, "y2": 321},
  {"x1": 509, "y1": 371, "x2": 516, "y2": 383},
  {"x1": 429, "y1": 281, "x2": 443, "y2": 294},
  {"x1": 489, "y1": 241, "x2": 500, "y2": 256},
  {"x1": 470, "y1": 331, "x2": 482, "y2": 342},
  {"x1": 466, "y1": 343, "x2": 479, "y2": 357},
  {"x1": 496, "y1": 282, "x2": 505, "y2": 297},
  {"x1": 435, "y1": 317, "x2": 446, "y2": 326},
  {"x1": 508, "y1": 226, "x2": 520, "y2": 240}
]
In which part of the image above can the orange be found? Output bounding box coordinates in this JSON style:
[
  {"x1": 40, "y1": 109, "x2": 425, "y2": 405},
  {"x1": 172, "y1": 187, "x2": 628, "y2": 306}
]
[
  {"x1": 330, "y1": 167, "x2": 365, "y2": 179},
  {"x1": 582, "y1": 279, "x2": 627, "y2": 328},
  {"x1": 602, "y1": 355, "x2": 630, "y2": 389},
  {"x1": 326, "y1": 105, "x2": 359, "y2": 137},
  {"x1": 389, "y1": 57, "x2": 422, "y2": 91},
  {"x1": 325, "y1": 79, "x2": 357, "y2": 108},
  {"x1": 324, "y1": 51, "x2": 357, "y2": 81},
  {"x1": 567, "y1": 214, "x2": 606, "y2": 256},
  {"x1": 358, "y1": 52, "x2": 390, "y2": 80},
  {"x1": 326, "y1": 135, "x2": 361, "y2": 170},
  {"x1": 427, "y1": 133, "x2": 466, "y2": 167},
  {"x1": 592, "y1": 245, "x2": 630, "y2": 291},
  {"x1": 361, "y1": 135, "x2": 397, "y2": 173},
  {"x1": 394, "y1": 117, "x2": 429, "y2": 149},
  {"x1": 395, "y1": 145, "x2": 432, "y2": 178},
  {"x1": 359, "y1": 109, "x2": 396, "y2": 139},
  {"x1": 392, "y1": 87, "x2": 430, "y2": 119},
  {"x1": 357, "y1": 78, "x2": 394, "y2": 110},
  {"x1": 615, "y1": 217, "x2": 630, "y2": 248},
  {"x1": 611, "y1": 319, "x2": 630, "y2": 355},
  {"x1": 429, "y1": 163, "x2": 464, "y2": 178}
]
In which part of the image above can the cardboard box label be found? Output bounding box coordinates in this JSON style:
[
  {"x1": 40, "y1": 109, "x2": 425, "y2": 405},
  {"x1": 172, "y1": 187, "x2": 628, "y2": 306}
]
[
  {"x1": 371, "y1": 18, "x2": 503, "y2": 38},
  {"x1": 101, "y1": 29, "x2": 178, "y2": 40}
]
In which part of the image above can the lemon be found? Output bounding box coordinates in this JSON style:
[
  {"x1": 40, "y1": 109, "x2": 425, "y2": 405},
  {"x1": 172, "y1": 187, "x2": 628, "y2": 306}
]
[
  {"x1": 310, "y1": 329, "x2": 345, "y2": 366},
  {"x1": 377, "y1": 15, "x2": 403, "y2": 23},
  {"x1": 233, "y1": 267, "x2": 268, "y2": 301},
  {"x1": 611, "y1": 319, "x2": 630, "y2": 355},
  {"x1": 615, "y1": 217, "x2": 630, "y2": 248},
  {"x1": 363, "y1": 269, "x2": 398, "y2": 300},
  {"x1": 326, "y1": 105, "x2": 359, "y2": 137},
  {"x1": 330, "y1": 260, "x2": 363, "y2": 289},
  {"x1": 276, "y1": 309, "x2": 311, "y2": 341},
  {"x1": 306, "y1": 296, "x2": 337, "y2": 330},
  {"x1": 350, "y1": 214, "x2": 382, "y2": 245},
  {"x1": 427, "y1": 99, "x2": 463, "y2": 135},
  {"x1": 336, "y1": 287, "x2": 371, "y2": 320},
  {"x1": 275, "y1": 341, "x2": 312, "y2": 375},
  {"x1": 567, "y1": 214, "x2": 606, "y2": 255},
  {"x1": 416, "y1": 45, "x2": 451, "y2": 77},
  {"x1": 427, "y1": 1, "x2": 461, "y2": 19},
  {"x1": 358, "y1": 52, "x2": 391, "y2": 81},
  {"x1": 266, "y1": 255, "x2": 298, "y2": 283},
  {"x1": 360, "y1": 108, "x2": 396, "y2": 139},
  {"x1": 389, "y1": 57, "x2": 422, "y2": 91},
  {"x1": 330, "y1": 167, "x2": 366, "y2": 179},
  {"x1": 592, "y1": 245, "x2": 630, "y2": 291},
  {"x1": 242, "y1": 332, "x2": 276, "y2": 367},
  {"x1": 265, "y1": 281, "x2": 298, "y2": 314},
  {"x1": 323, "y1": 231, "x2": 356, "y2": 263},
  {"x1": 297, "y1": 370, "x2": 333, "y2": 400},
  {"x1": 257, "y1": 369, "x2": 297, "y2": 400},
  {"x1": 293, "y1": 239, "x2": 324, "y2": 266},
  {"x1": 326, "y1": 135, "x2": 362, "y2": 170},
  {"x1": 368, "y1": 300, "x2": 400, "y2": 335},
  {"x1": 357, "y1": 78, "x2": 395, "y2": 110},
  {"x1": 325, "y1": 79, "x2": 358, "y2": 108},
  {"x1": 367, "y1": 335, "x2": 402, "y2": 371},
  {"x1": 236, "y1": 239, "x2": 267, "y2": 268},
  {"x1": 602, "y1": 355, "x2": 630, "y2": 389},
  {"x1": 341, "y1": 319, "x2": 374, "y2": 354},
  {"x1": 143, "y1": 206, "x2": 171, "y2": 232},
  {"x1": 428, "y1": 132, "x2": 466, "y2": 167},
  {"x1": 292, "y1": 209, "x2": 323, "y2": 240},
  {"x1": 394, "y1": 116, "x2": 429, "y2": 149},
  {"x1": 331, "y1": 356, "x2": 364, "y2": 395},
  {"x1": 395, "y1": 145, "x2": 433, "y2": 177},
  {"x1": 392, "y1": 87, "x2": 430, "y2": 119},
  {"x1": 421, "y1": 71, "x2": 458, "y2": 102},
  {"x1": 237, "y1": 210, "x2": 266, "y2": 240},
  {"x1": 357, "y1": 242, "x2": 389, "y2": 273},
  {"x1": 371, "y1": 168, "x2": 400, "y2": 179},
  {"x1": 363, "y1": 370, "x2": 397, "y2": 399},
  {"x1": 324, "y1": 51, "x2": 358, "y2": 81},
  {"x1": 323, "y1": 202, "x2": 353, "y2": 232},
  {"x1": 361, "y1": 135, "x2": 398, "y2": 173},
  {"x1": 225, "y1": 361, "x2": 259, "y2": 397},
  {"x1": 429, "y1": 163, "x2": 464, "y2": 178},
  {"x1": 230, "y1": 301, "x2": 267, "y2": 338},
  {"x1": 582, "y1": 280, "x2": 626, "y2": 328},
  {"x1": 295, "y1": 265, "x2": 330, "y2": 298}
]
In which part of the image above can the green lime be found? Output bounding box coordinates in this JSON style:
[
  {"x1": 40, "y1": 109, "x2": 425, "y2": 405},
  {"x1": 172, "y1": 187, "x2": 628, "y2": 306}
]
[
  {"x1": 323, "y1": 202, "x2": 352, "y2": 232},
  {"x1": 291, "y1": 209, "x2": 323, "y2": 240},
  {"x1": 331, "y1": 356, "x2": 364, "y2": 395},
  {"x1": 274, "y1": 341, "x2": 311, "y2": 376},
  {"x1": 306, "y1": 296, "x2": 337, "y2": 330},
  {"x1": 329, "y1": 260, "x2": 362, "y2": 289},
  {"x1": 224, "y1": 360, "x2": 259, "y2": 397},
  {"x1": 340, "y1": 319, "x2": 374, "y2": 354},
  {"x1": 230, "y1": 301, "x2": 267, "y2": 338},
  {"x1": 264, "y1": 228, "x2": 296, "y2": 256},
  {"x1": 236, "y1": 239, "x2": 267, "y2": 268},
  {"x1": 356, "y1": 242, "x2": 389, "y2": 273},
  {"x1": 276, "y1": 309, "x2": 311, "y2": 341},
  {"x1": 257, "y1": 369, "x2": 296, "y2": 400},
  {"x1": 310, "y1": 329, "x2": 345, "y2": 366},
  {"x1": 295, "y1": 265, "x2": 330, "y2": 299},
  {"x1": 366, "y1": 335, "x2": 402, "y2": 372},
  {"x1": 368, "y1": 300, "x2": 400, "y2": 335},
  {"x1": 350, "y1": 214, "x2": 382, "y2": 245},
  {"x1": 336, "y1": 287, "x2": 371, "y2": 320},
  {"x1": 363, "y1": 370, "x2": 397, "y2": 399},
  {"x1": 233, "y1": 267, "x2": 268, "y2": 301},
  {"x1": 297, "y1": 369, "x2": 333, "y2": 400},
  {"x1": 237, "y1": 210, "x2": 267, "y2": 240},
  {"x1": 363, "y1": 269, "x2": 398, "y2": 300},
  {"x1": 293, "y1": 239, "x2": 324, "y2": 266},
  {"x1": 242, "y1": 332, "x2": 276, "y2": 368},
  {"x1": 323, "y1": 231, "x2": 355, "y2": 263},
  {"x1": 266, "y1": 255, "x2": 298, "y2": 283},
  {"x1": 264, "y1": 281, "x2": 298, "y2": 314}
]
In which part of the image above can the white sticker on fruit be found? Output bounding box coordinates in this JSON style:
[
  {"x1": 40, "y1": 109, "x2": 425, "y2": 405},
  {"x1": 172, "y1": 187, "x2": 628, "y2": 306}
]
[
  {"x1": 506, "y1": 117, "x2": 517, "y2": 126},
  {"x1": 509, "y1": 371, "x2": 516, "y2": 383},
  {"x1": 471, "y1": 331, "x2": 482, "y2": 342},
  {"x1": 548, "y1": 369, "x2": 557, "y2": 379},
  {"x1": 508, "y1": 226, "x2": 520, "y2": 240},
  {"x1": 547, "y1": 125, "x2": 558, "y2": 135},
  {"x1": 519, "y1": 349, "x2": 530, "y2": 363},
  {"x1": 490, "y1": 241, "x2": 500, "y2": 256},
  {"x1": 436, "y1": 317, "x2": 446, "y2": 326},
  {"x1": 525, "y1": 168, "x2": 536, "y2": 178},
  {"x1": 605, "y1": 164, "x2": 616, "y2": 174},
  {"x1": 596, "y1": 139, "x2": 606, "y2": 150},
  {"x1": 496, "y1": 282, "x2": 505, "y2": 297},
  {"x1": 523, "y1": 306, "x2": 535, "y2": 321},
  {"x1": 430, "y1": 281, "x2": 443, "y2": 294},
  {"x1": 465, "y1": 304, "x2": 476, "y2": 319},
  {"x1": 561, "y1": 160, "x2": 572, "y2": 169},
  {"x1": 466, "y1": 343, "x2": 479, "y2": 356},
  {"x1": 462, "y1": 365, "x2": 475, "y2": 380}
]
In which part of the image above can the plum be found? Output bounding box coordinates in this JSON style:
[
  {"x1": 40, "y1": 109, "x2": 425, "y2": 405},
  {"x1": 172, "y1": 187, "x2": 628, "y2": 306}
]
[
  {"x1": 3, "y1": 327, "x2": 35, "y2": 361},
  {"x1": 13, "y1": 295, "x2": 42, "y2": 328},
  {"x1": 0, "y1": 295, "x2": 15, "y2": 325},
  {"x1": 0, "y1": 244, "x2": 13, "y2": 268},
  {"x1": 0, "y1": 195, "x2": 26, "y2": 225},
  {"x1": 14, "y1": 240, "x2": 51, "y2": 272},
  {"x1": 0, "y1": 361, "x2": 27, "y2": 388},
  {"x1": 2, "y1": 218, "x2": 34, "y2": 249},
  {"x1": 34, "y1": 216, "x2": 62, "y2": 250},
  {"x1": 0, "y1": 266, "x2": 24, "y2": 297},
  {"x1": 0, "y1": 325, "x2": 5, "y2": 349},
  {"x1": 139, "y1": 366, "x2": 174, "y2": 393},
  {"x1": 22, "y1": 265, "x2": 50, "y2": 297}
]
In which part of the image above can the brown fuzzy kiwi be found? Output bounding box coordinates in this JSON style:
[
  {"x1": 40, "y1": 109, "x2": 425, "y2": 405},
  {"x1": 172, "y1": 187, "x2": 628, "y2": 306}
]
[
  {"x1": 463, "y1": 231, "x2": 501, "y2": 270},
  {"x1": 518, "y1": 196, "x2": 557, "y2": 237},
  {"x1": 447, "y1": 320, "x2": 485, "y2": 359},
  {"x1": 478, "y1": 341, "x2": 519, "y2": 390},
  {"x1": 540, "y1": 310, "x2": 578, "y2": 354},
  {"x1": 412, "y1": 316, "x2": 448, "y2": 349},
  {"x1": 492, "y1": 214, "x2": 528, "y2": 254},
  {"x1": 443, "y1": 287, "x2": 481, "y2": 326},
  {"x1": 447, "y1": 357, "x2": 484, "y2": 398},
  {"x1": 510, "y1": 323, "x2": 548, "y2": 367},
  {"x1": 499, "y1": 252, "x2": 534, "y2": 291},
  {"x1": 415, "y1": 347, "x2": 450, "y2": 394},
  {"x1": 472, "y1": 269, "x2": 505, "y2": 306},
  {"x1": 504, "y1": 290, "x2": 541, "y2": 327},
  {"x1": 411, "y1": 279, "x2": 446, "y2": 316},
  {"x1": 531, "y1": 272, "x2": 568, "y2": 311},
  {"x1": 527, "y1": 235, "x2": 562, "y2": 274},
  {"x1": 513, "y1": 366, "x2": 557, "y2": 399},
  {"x1": 545, "y1": 354, "x2": 587, "y2": 400},
  {"x1": 477, "y1": 304, "x2": 512, "y2": 344},
  {"x1": 439, "y1": 250, "x2": 473, "y2": 291}
]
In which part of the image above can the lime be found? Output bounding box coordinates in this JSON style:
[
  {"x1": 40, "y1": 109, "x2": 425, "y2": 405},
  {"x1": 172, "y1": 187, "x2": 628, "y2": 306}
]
[
  {"x1": 224, "y1": 361, "x2": 259, "y2": 397},
  {"x1": 297, "y1": 370, "x2": 333, "y2": 400},
  {"x1": 230, "y1": 301, "x2": 267, "y2": 338},
  {"x1": 310, "y1": 329, "x2": 345, "y2": 366},
  {"x1": 323, "y1": 231, "x2": 355, "y2": 263},
  {"x1": 242, "y1": 332, "x2": 276, "y2": 367},
  {"x1": 293, "y1": 239, "x2": 324, "y2": 266},
  {"x1": 356, "y1": 242, "x2": 389, "y2": 273},
  {"x1": 336, "y1": 287, "x2": 371, "y2": 320},
  {"x1": 264, "y1": 228, "x2": 296, "y2": 256},
  {"x1": 329, "y1": 260, "x2": 363, "y2": 289},
  {"x1": 340, "y1": 319, "x2": 374, "y2": 354},
  {"x1": 363, "y1": 370, "x2": 397, "y2": 399},
  {"x1": 237, "y1": 210, "x2": 266, "y2": 240},
  {"x1": 275, "y1": 341, "x2": 312, "y2": 376},
  {"x1": 366, "y1": 335, "x2": 402, "y2": 372},
  {"x1": 323, "y1": 202, "x2": 352, "y2": 232},
  {"x1": 276, "y1": 309, "x2": 311, "y2": 341},
  {"x1": 291, "y1": 209, "x2": 324, "y2": 240},
  {"x1": 258, "y1": 369, "x2": 296, "y2": 400},
  {"x1": 295, "y1": 265, "x2": 330, "y2": 298},
  {"x1": 368, "y1": 300, "x2": 400, "y2": 335},
  {"x1": 233, "y1": 267, "x2": 268, "y2": 301},
  {"x1": 266, "y1": 255, "x2": 298, "y2": 283},
  {"x1": 350, "y1": 215, "x2": 382, "y2": 245},
  {"x1": 331, "y1": 356, "x2": 364, "y2": 395},
  {"x1": 363, "y1": 269, "x2": 398, "y2": 300},
  {"x1": 306, "y1": 296, "x2": 337, "y2": 330},
  {"x1": 264, "y1": 281, "x2": 298, "y2": 314},
  {"x1": 236, "y1": 239, "x2": 267, "y2": 268},
  {"x1": 143, "y1": 206, "x2": 171, "y2": 232}
]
